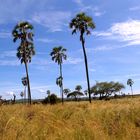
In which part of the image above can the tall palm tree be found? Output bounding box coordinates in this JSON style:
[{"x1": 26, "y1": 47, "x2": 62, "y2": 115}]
[
  {"x1": 22, "y1": 77, "x2": 28, "y2": 103},
  {"x1": 12, "y1": 21, "x2": 35, "y2": 104},
  {"x1": 50, "y1": 46, "x2": 67, "y2": 104},
  {"x1": 127, "y1": 79, "x2": 134, "y2": 97},
  {"x1": 69, "y1": 13, "x2": 95, "y2": 103}
]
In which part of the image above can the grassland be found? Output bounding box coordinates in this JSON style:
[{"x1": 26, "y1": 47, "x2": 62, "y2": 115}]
[{"x1": 0, "y1": 97, "x2": 140, "y2": 140}]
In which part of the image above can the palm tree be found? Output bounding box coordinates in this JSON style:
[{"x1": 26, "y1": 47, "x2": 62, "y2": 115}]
[
  {"x1": 69, "y1": 13, "x2": 95, "y2": 103},
  {"x1": 12, "y1": 21, "x2": 35, "y2": 104},
  {"x1": 127, "y1": 79, "x2": 134, "y2": 97},
  {"x1": 46, "y1": 90, "x2": 51, "y2": 96},
  {"x1": 22, "y1": 77, "x2": 27, "y2": 103},
  {"x1": 20, "y1": 91, "x2": 24, "y2": 103},
  {"x1": 50, "y1": 46, "x2": 67, "y2": 104},
  {"x1": 63, "y1": 88, "x2": 71, "y2": 96}
]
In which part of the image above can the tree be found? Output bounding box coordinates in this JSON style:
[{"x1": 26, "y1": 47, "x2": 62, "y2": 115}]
[
  {"x1": 67, "y1": 91, "x2": 84, "y2": 101},
  {"x1": 91, "y1": 81, "x2": 125, "y2": 100},
  {"x1": 75, "y1": 85, "x2": 82, "y2": 92},
  {"x1": 20, "y1": 91, "x2": 24, "y2": 103},
  {"x1": 46, "y1": 90, "x2": 51, "y2": 103},
  {"x1": 63, "y1": 88, "x2": 71, "y2": 96},
  {"x1": 127, "y1": 79, "x2": 134, "y2": 97},
  {"x1": 21, "y1": 77, "x2": 27, "y2": 103},
  {"x1": 12, "y1": 22, "x2": 35, "y2": 104},
  {"x1": 50, "y1": 46, "x2": 67, "y2": 105},
  {"x1": 70, "y1": 13, "x2": 95, "y2": 103},
  {"x1": 46, "y1": 90, "x2": 51, "y2": 96}
]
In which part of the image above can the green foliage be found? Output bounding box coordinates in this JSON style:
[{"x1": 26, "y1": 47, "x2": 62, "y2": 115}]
[
  {"x1": 12, "y1": 21, "x2": 35, "y2": 64},
  {"x1": 69, "y1": 12, "x2": 95, "y2": 38},
  {"x1": 91, "y1": 81, "x2": 125, "y2": 100},
  {"x1": 50, "y1": 46, "x2": 67, "y2": 65}
]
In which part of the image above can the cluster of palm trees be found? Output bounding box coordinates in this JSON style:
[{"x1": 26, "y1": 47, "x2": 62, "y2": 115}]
[
  {"x1": 12, "y1": 13, "x2": 95, "y2": 104},
  {"x1": 11, "y1": 13, "x2": 135, "y2": 105}
]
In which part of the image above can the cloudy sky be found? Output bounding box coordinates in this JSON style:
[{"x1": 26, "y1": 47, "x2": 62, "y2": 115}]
[{"x1": 0, "y1": 0, "x2": 140, "y2": 99}]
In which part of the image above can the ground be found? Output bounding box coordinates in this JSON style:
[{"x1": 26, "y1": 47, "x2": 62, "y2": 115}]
[{"x1": 0, "y1": 97, "x2": 140, "y2": 140}]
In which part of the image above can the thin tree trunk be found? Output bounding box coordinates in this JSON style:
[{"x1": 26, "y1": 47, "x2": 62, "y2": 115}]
[
  {"x1": 24, "y1": 86, "x2": 26, "y2": 104},
  {"x1": 24, "y1": 62, "x2": 32, "y2": 105},
  {"x1": 131, "y1": 86, "x2": 133, "y2": 97},
  {"x1": 60, "y1": 63, "x2": 64, "y2": 105},
  {"x1": 81, "y1": 34, "x2": 91, "y2": 103}
]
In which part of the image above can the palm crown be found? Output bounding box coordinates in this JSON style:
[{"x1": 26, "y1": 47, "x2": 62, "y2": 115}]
[
  {"x1": 127, "y1": 79, "x2": 134, "y2": 87},
  {"x1": 50, "y1": 46, "x2": 67, "y2": 65},
  {"x1": 12, "y1": 21, "x2": 35, "y2": 64},
  {"x1": 69, "y1": 12, "x2": 95, "y2": 40}
]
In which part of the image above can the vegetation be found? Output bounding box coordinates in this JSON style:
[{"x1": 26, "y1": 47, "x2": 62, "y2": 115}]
[
  {"x1": 91, "y1": 81, "x2": 125, "y2": 100},
  {"x1": 12, "y1": 21, "x2": 35, "y2": 104},
  {"x1": 127, "y1": 79, "x2": 134, "y2": 97},
  {"x1": 0, "y1": 97, "x2": 140, "y2": 140},
  {"x1": 42, "y1": 93, "x2": 58, "y2": 104},
  {"x1": 70, "y1": 12, "x2": 95, "y2": 103},
  {"x1": 50, "y1": 46, "x2": 67, "y2": 105},
  {"x1": 21, "y1": 77, "x2": 27, "y2": 102},
  {"x1": 67, "y1": 85, "x2": 84, "y2": 101}
]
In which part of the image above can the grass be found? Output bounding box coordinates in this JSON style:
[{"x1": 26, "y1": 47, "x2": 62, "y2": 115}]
[{"x1": 0, "y1": 97, "x2": 140, "y2": 140}]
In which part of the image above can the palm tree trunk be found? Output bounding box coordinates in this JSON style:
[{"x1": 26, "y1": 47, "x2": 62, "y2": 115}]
[
  {"x1": 81, "y1": 34, "x2": 91, "y2": 103},
  {"x1": 24, "y1": 86, "x2": 26, "y2": 104},
  {"x1": 60, "y1": 63, "x2": 64, "y2": 105},
  {"x1": 131, "y1": 86, "x2": 133, "y2": 97},
  {"x1": 24, "y1": 62, "x2": 32, "y2": 105}
]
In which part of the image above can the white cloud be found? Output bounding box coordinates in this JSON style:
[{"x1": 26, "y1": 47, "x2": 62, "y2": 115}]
[
  {"x1": 93, "y1": 19, "x2": 140, "y2": 46},
  {"x1": 73, "y1": 1, "x2": 104, "y2": 17},
  {"x1": 32, "y1": 11, "x2": 71, "y2": 32},
  {"x1": 0, "y1": 60, "x2": 19, "y2": 66},
  {"x1": 0, "y1": 31, "x2": 11, "y2": 38},
  {"x1": 37, "y1": 38, "x2": 55, "y2": 43},
  {"x1": 129, "y1": 6, "x2": 140, "y2": 11},
  {"x1": 73, "y1": 0, "x2": 83, "y2": 6},
  {"x1": 0, "y1": 51, "x2": 16, "y2": 58},
  {"x1": 65, "y1": 57, "x2": 83, "y2": 64},
  {"x1": 89, "y1": 68, "x2": 96, "y2": 72}
]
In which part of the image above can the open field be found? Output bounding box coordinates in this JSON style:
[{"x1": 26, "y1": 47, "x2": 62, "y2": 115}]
[{"x1": 0, "y1": 97, "x2": 140, "y2": 140}]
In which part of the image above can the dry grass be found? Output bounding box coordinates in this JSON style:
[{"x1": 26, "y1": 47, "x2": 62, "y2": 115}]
[{"x1": 0, "y1": 97, "x2": 140, "y2": 140}]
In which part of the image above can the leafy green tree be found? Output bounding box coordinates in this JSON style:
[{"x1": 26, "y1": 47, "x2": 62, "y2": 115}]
[
  {"x1": 50, "y1": 46, "x2": 67, "y2": 104},
  {"x1": 127, "y1": 79, "x2": 134, "y2": 97},
  {"x1": 70, "y1": 13, "x2": 95, "y2": 103},
  {"x1": 91, "y1": 81, "x2": 125, "y2": 100},
  {"x1": 12, "y1": 22, "x2": 35, "y2": 104}
]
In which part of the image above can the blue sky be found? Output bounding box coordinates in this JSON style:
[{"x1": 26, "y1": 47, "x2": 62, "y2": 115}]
[{"x1": 0, "y1": 0, "x2": 140, "y2": 99}]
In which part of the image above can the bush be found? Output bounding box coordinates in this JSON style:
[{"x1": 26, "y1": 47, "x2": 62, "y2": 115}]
[{"x1": 42, "y1": 94, "x2": 58, "y2": 105}]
